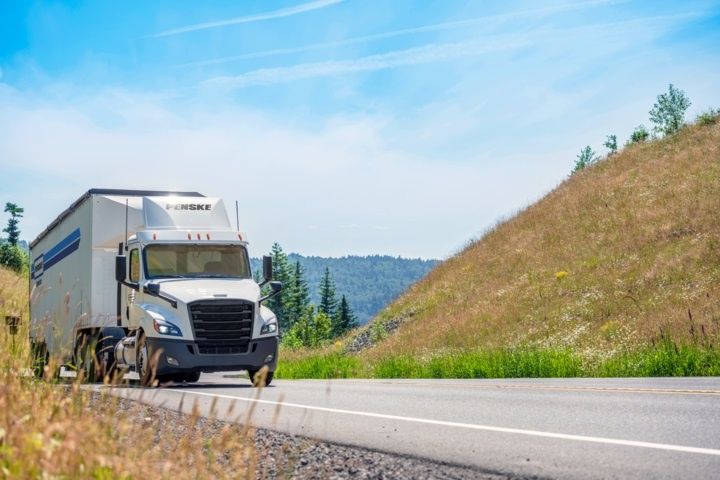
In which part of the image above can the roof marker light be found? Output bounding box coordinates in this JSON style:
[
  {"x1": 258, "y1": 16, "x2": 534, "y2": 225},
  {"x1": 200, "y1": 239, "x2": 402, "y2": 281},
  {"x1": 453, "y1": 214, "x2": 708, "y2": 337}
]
[
  {"x1": 197, "y1": 233, "x2": 201, "y2": 240},
  {"x1": 152, "y1": 233, "x2": 157, "y2": 240},
  {"x1": 206, "y1": 233, "x2": 211, "y2": 240},
  {"x1": 187, "y1": 233, "x2": 191, "y2": 240},
  {"x1": 238, "y1": 233, "x2": 243, "y2": 241}
]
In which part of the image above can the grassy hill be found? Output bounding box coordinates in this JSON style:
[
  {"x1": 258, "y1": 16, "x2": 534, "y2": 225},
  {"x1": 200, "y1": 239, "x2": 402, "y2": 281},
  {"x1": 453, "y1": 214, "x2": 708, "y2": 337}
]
[{"x1": 278, "y1": 117, "x2": 720, "y2": 378}]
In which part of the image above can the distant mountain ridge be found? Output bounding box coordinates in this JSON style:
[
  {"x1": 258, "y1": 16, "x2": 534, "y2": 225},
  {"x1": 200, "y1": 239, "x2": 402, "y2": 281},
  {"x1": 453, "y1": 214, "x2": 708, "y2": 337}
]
[{"x1": 251, "y1": 254, "x2": 437, "y2": 324}]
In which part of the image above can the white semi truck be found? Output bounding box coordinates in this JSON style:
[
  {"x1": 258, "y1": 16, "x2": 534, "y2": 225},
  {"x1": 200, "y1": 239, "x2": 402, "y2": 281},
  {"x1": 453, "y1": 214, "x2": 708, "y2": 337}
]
[{"x1": 29, "y1": 189, "x2": 282, "y2": 386}]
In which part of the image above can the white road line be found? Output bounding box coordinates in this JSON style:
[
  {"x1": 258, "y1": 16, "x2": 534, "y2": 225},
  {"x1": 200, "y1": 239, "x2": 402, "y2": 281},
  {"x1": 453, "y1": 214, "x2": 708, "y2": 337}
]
[{"x1": 162, "y1": 388, "x2": 720, "y2": 457}]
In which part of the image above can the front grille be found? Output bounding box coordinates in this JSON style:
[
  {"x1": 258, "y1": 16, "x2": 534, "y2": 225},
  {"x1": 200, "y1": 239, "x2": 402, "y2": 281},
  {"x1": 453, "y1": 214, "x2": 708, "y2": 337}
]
[{"x1": 188, "y1": 300, "x2": 254, "y2": 354}]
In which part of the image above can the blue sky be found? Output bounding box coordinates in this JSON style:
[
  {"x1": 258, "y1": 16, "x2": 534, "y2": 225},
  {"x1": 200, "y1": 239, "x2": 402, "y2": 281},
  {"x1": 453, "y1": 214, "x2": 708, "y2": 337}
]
[{"x1": 1, "y1": 0, "x2": 719, "y2": 258}]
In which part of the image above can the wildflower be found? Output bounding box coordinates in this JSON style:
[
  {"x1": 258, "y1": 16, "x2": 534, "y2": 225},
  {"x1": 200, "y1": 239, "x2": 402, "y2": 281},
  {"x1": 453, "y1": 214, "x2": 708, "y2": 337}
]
[{"x1": 555, "y1": 271, "x2": 568, "y2": 281}]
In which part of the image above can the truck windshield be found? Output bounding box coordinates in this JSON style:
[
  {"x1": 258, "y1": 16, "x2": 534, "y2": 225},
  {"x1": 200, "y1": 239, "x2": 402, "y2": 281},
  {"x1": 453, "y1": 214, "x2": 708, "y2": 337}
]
[{"x1": 144, "y1": 244, "x2": 251, "y2": 279}]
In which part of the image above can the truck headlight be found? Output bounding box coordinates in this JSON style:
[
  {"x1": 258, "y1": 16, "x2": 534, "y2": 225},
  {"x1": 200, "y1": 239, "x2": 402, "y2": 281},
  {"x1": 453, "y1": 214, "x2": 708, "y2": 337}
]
[
  {"x1": 260, "y1": 321, "x2": 277, "y2": 335},
  {"x1": 153, "y1": 318, "x2": 182, "y2": 336}
]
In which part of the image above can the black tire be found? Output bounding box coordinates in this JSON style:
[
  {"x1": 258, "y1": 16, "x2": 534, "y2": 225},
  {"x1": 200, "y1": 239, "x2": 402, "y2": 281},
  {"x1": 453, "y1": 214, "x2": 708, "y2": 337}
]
[
  {"x1": 183, "y1": 371, "x2": 201, "y2": 383},
  {"x1": 74, "y1": 332, "x2": 98, "y2": 383},
  {"x1": 30, "y1": 341, "x2": 48, "y2": 379},
  {"x1": 96, "y1": 327, "x2": 124, "y2": 384},
  {"x1": 248, "y1": 369, "x2": 274, "y2": 387}
]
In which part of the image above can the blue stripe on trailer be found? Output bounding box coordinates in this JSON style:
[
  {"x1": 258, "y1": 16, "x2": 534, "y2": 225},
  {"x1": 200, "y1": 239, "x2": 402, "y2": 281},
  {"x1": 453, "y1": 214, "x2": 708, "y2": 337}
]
[
  {"x1": 43, "y1": 228, "x2": 81, "y2": 271},
  {"x1": 45, "y1": 228, "x2": 80, "y2": 259}
]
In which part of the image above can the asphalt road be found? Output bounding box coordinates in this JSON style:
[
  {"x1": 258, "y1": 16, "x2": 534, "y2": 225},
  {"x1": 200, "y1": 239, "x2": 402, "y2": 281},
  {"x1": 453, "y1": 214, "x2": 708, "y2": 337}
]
[{"x1": 103, "y1": 375, "x2": 720, "y2": 479}]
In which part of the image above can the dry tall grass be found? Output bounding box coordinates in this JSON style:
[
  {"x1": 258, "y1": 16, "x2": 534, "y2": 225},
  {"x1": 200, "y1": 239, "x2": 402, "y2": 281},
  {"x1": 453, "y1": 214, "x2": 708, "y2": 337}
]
[
  {"x1": 0, "y1": 267, "x2": 254, "y2": 478},
  {"x1": 365, "y1": 120, "x2": 720, "y2": 364}
]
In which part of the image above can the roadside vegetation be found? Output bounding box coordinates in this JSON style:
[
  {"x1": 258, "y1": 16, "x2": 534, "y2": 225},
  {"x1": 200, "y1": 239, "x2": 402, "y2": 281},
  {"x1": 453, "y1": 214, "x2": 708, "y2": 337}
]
[
  {"x1": 278, "y1": 86, "x2": 720, "y2": 380},
  {"x1": 278, "y1": 336, "x2": 720, "y2": 379},
  {"x1": 0, "y1": 267, "x2": 255, "y2": 478}
]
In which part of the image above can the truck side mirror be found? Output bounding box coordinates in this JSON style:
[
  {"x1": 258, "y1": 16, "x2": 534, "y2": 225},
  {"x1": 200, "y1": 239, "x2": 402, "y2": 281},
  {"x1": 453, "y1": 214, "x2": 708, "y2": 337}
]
[
  {"x1": 259, "y1": 281, "x2": 283, "y2": 304},
  {"x1": 115, "y1": 255, "x2": 127, "y2": 283},
  {"x1": 262, "y1": 255, "x2": 273, "y2": 282}
]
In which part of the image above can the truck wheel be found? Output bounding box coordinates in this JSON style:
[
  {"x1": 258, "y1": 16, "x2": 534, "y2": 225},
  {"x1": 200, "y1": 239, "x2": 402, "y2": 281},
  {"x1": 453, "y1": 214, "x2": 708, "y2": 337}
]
[
  {"x1": 183, "y1": 371, "x2": 201, "y2": 383},
  {"x1": 248, "y1": 369, "x2": 274, "y2": 387},
  {"x1": 96, "y1": 342, "x2": 116, "y2": 383},
  {"x1": 136, "y1": 332, "x2": 157, "y2": 387},
  {"x1": 96, "y1": 327, "x2": 124, "y2": 384},
  {"x1": 74, "y1": 333, "x2": 98, "y2": 383}
]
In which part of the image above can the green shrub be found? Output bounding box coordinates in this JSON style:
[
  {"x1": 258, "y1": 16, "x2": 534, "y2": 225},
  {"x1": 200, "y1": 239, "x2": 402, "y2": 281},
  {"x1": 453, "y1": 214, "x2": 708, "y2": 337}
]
[
  {"x1": 0, "y1": 243, "x2": 28, "y2": 273},
  {"x1": 696, "y1": 108, "x2": 718, "y2": 126},
  {"x1": 628, "y1": 124, "x2": 650, "y2": 144},
  {"x1": 603, "y1": 134, "x2": 618, "y2": 155},
  {"x1": 572, "y1": 145, "x2": 597, "y2": 173}
]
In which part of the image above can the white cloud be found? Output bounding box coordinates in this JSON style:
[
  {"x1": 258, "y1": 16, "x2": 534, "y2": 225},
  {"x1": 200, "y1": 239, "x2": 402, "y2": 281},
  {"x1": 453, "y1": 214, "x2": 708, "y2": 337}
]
[
  {"x1": 148, "y1": 0, "x2": 343, "y2": 38},
  {"x1": 0, "y1": 86, "x2": 561, "y2": 258}
]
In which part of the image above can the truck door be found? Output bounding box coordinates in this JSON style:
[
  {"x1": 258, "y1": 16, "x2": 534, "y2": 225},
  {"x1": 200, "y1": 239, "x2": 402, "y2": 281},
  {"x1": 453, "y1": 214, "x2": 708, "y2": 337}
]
[{"x1": 120, "y1": 246, "x2": 142, "y2": 330}]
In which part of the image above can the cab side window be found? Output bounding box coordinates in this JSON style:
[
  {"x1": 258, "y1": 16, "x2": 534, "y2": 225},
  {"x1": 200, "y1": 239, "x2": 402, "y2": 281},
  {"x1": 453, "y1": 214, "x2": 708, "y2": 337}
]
[{"x1": 129, "y1": 249, "x2": 140, "y2": 283}]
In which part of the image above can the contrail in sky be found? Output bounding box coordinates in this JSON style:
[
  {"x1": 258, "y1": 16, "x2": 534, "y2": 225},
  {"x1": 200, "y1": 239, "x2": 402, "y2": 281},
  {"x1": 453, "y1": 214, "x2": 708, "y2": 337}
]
[
  {"x1": 148, "y1": 0, "x2": 343, "y2": 38},
  {"x1": 177, "y1": 0, "x2": 627, "y2": 67}
]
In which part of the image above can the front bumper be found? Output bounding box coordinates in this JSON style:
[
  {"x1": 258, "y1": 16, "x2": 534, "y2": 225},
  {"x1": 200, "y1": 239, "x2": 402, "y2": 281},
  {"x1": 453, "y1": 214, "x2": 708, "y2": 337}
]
[{"x1": 145, "y1": 336, "x2": 278, "y2": 375}]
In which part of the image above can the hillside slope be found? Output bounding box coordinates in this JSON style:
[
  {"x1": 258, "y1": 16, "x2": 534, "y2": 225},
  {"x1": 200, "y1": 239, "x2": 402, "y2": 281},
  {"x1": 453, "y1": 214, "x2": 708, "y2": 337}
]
[{"x1": 362, "y1": 120, "x2": 720, "y2": 365}]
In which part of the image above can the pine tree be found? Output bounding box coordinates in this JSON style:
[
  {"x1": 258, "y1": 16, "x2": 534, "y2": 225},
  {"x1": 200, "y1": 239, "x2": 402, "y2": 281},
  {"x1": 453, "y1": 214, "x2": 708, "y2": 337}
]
[
  {"x1": 285, "y1": 261, "x2": 310, "y2": 329},
  {"x1": 333, "y1": 295, "x2": 358, "y2": 337},
  {"x1": 3, "y1": 203, "x2": 24, "y2": 246},
  {"x1": 318, "y1": 267, "x2": 338, "y2": 318},
  {"x1": 266, "y1": 243, "x2": 293, "y2": 331}
]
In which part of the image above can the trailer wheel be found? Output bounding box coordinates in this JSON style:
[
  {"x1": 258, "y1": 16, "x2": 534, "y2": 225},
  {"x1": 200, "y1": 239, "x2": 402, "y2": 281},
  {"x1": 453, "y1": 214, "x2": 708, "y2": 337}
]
[
  {"x1": 248, "y1": 369, "x2": 274, "y2": 387},
  {"x1": 30, "y1": 341, "x2": 48, "y2": 379},
  {"x1": 74, "y1": 333, "x2": 98, "y2": 383}
]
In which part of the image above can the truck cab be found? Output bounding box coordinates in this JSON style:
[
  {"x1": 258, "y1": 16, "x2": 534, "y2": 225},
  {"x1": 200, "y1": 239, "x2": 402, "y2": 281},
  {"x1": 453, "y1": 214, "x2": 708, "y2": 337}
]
[
  {"x1": 113, "y1": 197, "x2": 282, "y2": 386},
  {"x1": 117, "y1": 231, "x2": 280, "y2": 385}
]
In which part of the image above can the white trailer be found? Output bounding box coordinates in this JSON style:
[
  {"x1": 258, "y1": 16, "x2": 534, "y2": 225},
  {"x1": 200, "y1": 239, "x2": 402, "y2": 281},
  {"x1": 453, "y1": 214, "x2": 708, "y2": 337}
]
[{"x1": 29, "y1": 189, "x2": 281, "y2": 386}]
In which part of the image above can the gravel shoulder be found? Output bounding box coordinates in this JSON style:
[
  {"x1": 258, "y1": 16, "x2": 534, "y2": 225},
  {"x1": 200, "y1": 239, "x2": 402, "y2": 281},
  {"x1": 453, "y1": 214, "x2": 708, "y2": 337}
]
[{"x1": 94, "y1": 393, "x2": 516, "y2": 479}]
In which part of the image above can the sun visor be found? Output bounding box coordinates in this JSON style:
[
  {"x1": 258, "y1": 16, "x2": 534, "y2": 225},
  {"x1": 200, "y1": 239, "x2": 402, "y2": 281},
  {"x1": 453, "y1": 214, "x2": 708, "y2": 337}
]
[{"x1": 143, "y1": 196, "x2": 232, "y2": 230}]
